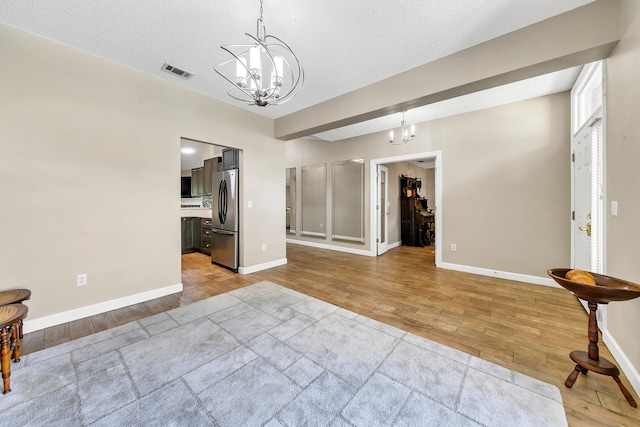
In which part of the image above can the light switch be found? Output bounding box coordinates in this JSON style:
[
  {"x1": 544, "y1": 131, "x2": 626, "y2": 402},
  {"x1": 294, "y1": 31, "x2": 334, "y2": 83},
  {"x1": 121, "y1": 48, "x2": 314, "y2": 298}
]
[
  {"x1": 611, "y1": 201, "x2": 618, "y2": 216},
  {"x1": 248, "y1": 200, "x2": 253, "y2": 208}
]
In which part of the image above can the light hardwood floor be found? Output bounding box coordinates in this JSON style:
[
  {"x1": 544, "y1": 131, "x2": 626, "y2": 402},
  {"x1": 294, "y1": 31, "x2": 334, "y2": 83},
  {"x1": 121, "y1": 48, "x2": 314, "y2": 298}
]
[{"x1": 22, "y1": 244, "x2": 639, "y2": 426}]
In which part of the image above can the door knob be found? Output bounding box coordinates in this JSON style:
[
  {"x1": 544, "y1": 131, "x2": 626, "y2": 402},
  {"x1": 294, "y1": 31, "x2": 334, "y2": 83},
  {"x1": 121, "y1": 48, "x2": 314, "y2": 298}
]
[{"x1": 579, "y1": 221, "x2": 592, "y2": 237}]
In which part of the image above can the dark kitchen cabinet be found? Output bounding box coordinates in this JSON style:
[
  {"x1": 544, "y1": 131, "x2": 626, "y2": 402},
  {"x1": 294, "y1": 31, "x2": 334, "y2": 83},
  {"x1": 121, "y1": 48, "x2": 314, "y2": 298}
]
[
  {"x1": 201, "y1": 217, "x2": 213, "y2": 256},
  {"x1": 203, "y1": 158, "x2": 214, "y2": 196},
  {"x1": 181, "y1": 217, "x2": 201, "y2": 253},
  {"x1": 191, "y1": 167, "x2": 204, "y2": 197},
  {"x1": 194, "y1": 218, "x2": 202, "y2": 251},
  {"x1": 193, "y1": 158, "x2": 219, "y2": 197}
]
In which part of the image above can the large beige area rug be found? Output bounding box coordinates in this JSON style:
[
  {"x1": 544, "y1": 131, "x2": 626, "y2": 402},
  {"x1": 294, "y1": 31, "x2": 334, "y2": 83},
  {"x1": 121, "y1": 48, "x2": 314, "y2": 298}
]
[{"x1": 0, "y1": 281, "x2": 567, "y2": 426}]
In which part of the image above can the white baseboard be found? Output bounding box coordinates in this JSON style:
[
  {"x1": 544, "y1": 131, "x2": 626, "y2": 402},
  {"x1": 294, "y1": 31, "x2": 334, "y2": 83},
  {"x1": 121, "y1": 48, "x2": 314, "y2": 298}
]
[
  {"x1": 388, "y1": 241, "x2": 402, "y2": 250},
  {"x1": 23, "y1": 283, "x2": 183, "y2": 334},
  {"x1": 286, "y1": 238, "x2": 374, "y2": 257},
  {"x1": 239, "y1": 258, "x2": 287, "y2": 274},
  {"x1": 602, "y1": 329, "x2": 640, "y2": 396},
  {"x1": 439, "y1": 262, "x2": 559, "y2": 288}
]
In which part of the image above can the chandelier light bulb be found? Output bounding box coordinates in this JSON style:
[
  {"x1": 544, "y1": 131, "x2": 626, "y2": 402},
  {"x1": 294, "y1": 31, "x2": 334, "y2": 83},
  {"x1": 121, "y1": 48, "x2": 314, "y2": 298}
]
[
  {"x1": 249, "y1": 46, "x2": 262, "y2": 86},
  {"x1": 235, "y1": 58, "x2": 247, "y2": 88},
  {"x1": 249, "y1": 47, "x2": 261, "y2": 71},
  {"x1": 274, "y1": 56, "x2": 284, "y2": 78}
]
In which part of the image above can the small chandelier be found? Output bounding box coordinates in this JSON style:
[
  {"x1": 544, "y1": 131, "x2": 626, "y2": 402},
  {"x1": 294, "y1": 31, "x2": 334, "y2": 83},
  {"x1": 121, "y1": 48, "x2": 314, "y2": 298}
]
[
  {"x1": 214, "y1": 0, "x2": 304, "y2": 107},
  {"x1": 389, "y1": 111, "x2": 416, "y2": 144}
]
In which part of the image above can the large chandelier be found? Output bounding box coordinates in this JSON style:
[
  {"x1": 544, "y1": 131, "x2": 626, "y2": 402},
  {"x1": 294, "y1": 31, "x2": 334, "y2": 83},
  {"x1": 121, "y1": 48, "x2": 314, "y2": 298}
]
[
  {"x1": 389, "y1": 111, "x2": 416, "y2": 144},
  {"x1": 214, "y1": 0, "x2": 304, "y2": 107}
]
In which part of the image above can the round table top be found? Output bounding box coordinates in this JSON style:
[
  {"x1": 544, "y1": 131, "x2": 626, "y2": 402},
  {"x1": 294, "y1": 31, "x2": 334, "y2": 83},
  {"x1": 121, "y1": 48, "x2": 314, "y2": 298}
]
[
  {"x1": 0, "y1": 303, "x2": 28, "y2": 327},
  {"x1": 0, "y1": 289, "x2": 31, "y2": 305},
  {"x1": 548, "y1": 268, "x2": 640, "y2": 303}
]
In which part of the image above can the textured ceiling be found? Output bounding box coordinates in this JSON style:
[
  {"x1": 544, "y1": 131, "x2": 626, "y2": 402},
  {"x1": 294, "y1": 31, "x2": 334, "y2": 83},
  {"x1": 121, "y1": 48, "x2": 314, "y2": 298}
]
[{"x1": 1, "y1": 0, "x2": 594, "y2": 139}]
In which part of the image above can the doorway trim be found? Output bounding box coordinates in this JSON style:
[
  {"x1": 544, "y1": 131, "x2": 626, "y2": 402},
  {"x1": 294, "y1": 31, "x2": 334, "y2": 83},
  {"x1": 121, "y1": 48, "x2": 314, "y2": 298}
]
[
  {"x1": 570, "y1": 60, "x2": 607, "y2": 323},
  {"x1": 376, "y1": 164, "x2": 390, "y2": 256},
  {"x1": 570, "y1": 61, "x2": 607, "y2": 275},
  {"x1": 369, "y1": 150, "x2": 443, "y2": 266}
]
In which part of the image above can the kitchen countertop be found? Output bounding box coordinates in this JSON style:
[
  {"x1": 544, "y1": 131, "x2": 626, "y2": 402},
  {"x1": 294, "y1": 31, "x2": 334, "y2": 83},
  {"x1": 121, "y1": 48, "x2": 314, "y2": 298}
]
[{"x1": 181, "y1": 208, "x2": 212, "y2": 218}]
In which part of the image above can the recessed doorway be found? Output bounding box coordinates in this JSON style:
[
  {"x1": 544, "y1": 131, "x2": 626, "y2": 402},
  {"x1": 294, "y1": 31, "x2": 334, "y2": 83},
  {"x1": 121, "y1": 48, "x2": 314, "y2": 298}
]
[{"x1": 370, "y1": 151, "x2": 442, "y2": 266}]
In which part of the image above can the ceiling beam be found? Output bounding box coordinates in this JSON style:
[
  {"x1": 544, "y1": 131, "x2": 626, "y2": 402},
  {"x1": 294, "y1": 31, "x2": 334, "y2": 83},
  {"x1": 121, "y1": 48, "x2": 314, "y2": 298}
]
[{"x1": 274, "y1": 0, "x2": 621, "y2": 141}]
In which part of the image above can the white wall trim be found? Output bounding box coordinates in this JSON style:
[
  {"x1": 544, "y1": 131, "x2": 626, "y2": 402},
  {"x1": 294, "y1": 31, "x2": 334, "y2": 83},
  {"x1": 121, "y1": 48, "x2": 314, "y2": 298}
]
[
  {"x1": 603, "y1": 329, "x2": 640, "y2": 396},
  {"x1": 388, "y1": 240, "x2": 402, "y2": 250},
  {"x1": 239, "y1": 258, "x2": 287, "y2": 274},
  {"x1": 287, "y1": 238, "x2": 374, "y2": 257},
  {"x1": 439, "y1": 262, "x2": 560, "y2": 288},
  {"x1": 23, "y1": 283, "x2": 183, "y2": 334}
]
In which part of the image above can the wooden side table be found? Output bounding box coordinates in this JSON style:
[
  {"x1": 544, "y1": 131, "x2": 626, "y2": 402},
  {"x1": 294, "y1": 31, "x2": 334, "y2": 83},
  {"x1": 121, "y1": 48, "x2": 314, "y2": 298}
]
[
  {"x1": 0, "y1": 304, "x2": 28, "y2": 394},
  {"x1": 0, "y1": 289, "x2": 31, "y2": 341},
  {"x1": 548, "y1": 269, "x2": 640, "y2": 407}
]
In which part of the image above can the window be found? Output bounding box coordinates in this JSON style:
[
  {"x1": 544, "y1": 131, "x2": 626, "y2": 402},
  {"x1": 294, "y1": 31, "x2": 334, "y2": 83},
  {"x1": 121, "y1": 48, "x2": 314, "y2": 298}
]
[{"x1": 573, "y1": 61, "x2": 603, "y2": 134}]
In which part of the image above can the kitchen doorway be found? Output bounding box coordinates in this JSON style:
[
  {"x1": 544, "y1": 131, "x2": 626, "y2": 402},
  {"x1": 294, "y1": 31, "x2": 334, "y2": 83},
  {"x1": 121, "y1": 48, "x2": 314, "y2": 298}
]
[{"x1": 180, "y1": 138, "x2": 229, "y2": 272}]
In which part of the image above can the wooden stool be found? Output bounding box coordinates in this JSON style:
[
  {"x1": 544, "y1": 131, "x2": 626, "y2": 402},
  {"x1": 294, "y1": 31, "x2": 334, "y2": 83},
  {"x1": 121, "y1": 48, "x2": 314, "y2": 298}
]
[
  {"x1": 548, "y1": 269, "x2": 640, "y2": 408},
  {"x1": 0, "y1": 304, "x2": 28, "y2": 394},
  {"x1": 0, "y1": 289, "x2": 31, "y2": 344}
]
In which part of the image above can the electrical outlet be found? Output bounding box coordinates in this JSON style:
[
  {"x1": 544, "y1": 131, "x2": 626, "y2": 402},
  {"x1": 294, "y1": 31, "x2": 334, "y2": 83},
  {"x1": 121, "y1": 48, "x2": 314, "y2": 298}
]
[
  {"x1": 77, "y1": 274, "x2": 87, "y2": 286},
  {"x1": 261, "y1": 243, "x2": 267, "y2": 252},
  {"x1": 451, "y1": 244, "x2": 457, "y2": 252}
]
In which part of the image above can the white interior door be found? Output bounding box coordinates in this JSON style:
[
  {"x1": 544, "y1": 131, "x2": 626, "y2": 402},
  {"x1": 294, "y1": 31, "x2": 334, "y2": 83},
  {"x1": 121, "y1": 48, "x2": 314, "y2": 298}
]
[
  {"x1": 571, "y1": 61, "x2": 606, "y2": 319},
  {"x1": 573, "y1": 123, "x2": 593, "y2": 272},
  {"x1": 573, "y1": 117, "x2": 605, "y2": 314},
  {"x1": 377, "y1": 165, "x2": 389, "y2": 255}
]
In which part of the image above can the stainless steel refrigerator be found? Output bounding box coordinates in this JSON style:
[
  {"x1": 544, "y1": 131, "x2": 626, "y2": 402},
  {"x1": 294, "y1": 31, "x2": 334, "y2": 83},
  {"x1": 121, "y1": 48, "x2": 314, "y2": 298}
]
[{"x1": 211, "y1": 168, "x2": 239, "y2": 272}]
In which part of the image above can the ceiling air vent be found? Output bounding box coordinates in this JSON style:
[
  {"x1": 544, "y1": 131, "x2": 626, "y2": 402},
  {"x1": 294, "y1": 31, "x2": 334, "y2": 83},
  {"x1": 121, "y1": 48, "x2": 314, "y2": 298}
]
[{"x1": 161, "y1": 63, "x2": 193, "y2": 79}]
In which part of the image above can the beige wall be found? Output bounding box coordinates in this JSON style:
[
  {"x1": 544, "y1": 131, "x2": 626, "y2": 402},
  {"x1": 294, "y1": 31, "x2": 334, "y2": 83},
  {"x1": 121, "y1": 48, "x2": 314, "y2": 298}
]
[
  {"x1": 421, "y1": 167, "x2": 436, "y2": 208},
  {"x1": 436, "y1": 94, "x2": 571, "y2": 276},
  {"x1": 0, "y1": 24, "x2": 286, "y2": 324},
  {"x1": 605, "y1": 0, "x2": 640, "y2": 381},
  {"x1": 287, "y1": 93, "x2": 571, "y2": 278}
]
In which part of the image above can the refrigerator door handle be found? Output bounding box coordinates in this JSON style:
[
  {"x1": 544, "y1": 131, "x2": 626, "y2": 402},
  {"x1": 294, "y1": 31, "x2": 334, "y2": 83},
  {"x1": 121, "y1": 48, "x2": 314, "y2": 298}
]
[
  {"x1": 218, "y1": 179, "x2": 227, "y2": 224},
  {"x1": 212, "y1": 229, "x2": 235, "y2": 235}
]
